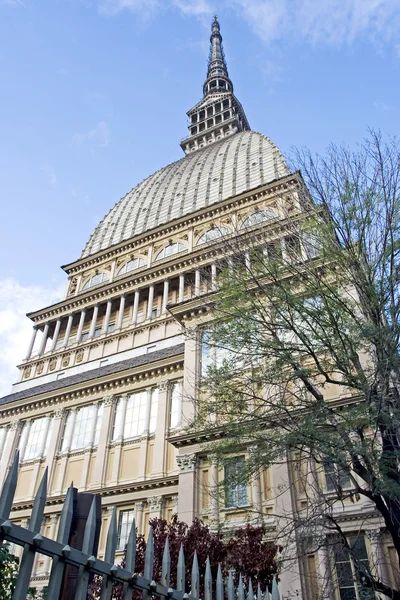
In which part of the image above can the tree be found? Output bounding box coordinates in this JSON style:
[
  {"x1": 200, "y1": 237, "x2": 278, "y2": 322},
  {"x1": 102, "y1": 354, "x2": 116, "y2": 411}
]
[
  {"x1": 89, "y1": 516, "x2": 279, "y2": 599},
  {"x1": 193, "y1": 131, "x2": 400, "y2": 599},
  {"x1": 0, "y1": 543, "x2": 18, "y2": 599}
]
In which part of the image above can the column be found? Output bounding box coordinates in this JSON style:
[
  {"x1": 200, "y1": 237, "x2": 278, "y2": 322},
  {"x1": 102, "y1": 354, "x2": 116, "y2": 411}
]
[
  {"x1": 76, "y1": 310, "x2": 86, "y2": 343},
  {"x1": 251, "y1": 472, "x2": 262, "y2": 518},
  {"x1": 137, "y1": 390, "x2": 152, "y2": 480},
  {"x1": 45, "y1": 408, "x2": 65, "y2": 490},
  {"x1": 178, "y1": 274, "x2": 185, "y2": 302},
  {"x1": 272, "y1": 454, "x2": 303, "y2": 599},
  {"x1": 245, "y1": 251, "x2": 251, "y2": 270},
  {"x1": 316, "y1": 543, "x2": 333, "y2": 600},
  {"x1": 53, "y1": 409, "x2": 77, "y2": 494},
  {"x1": 211, "y1": 263, "x2": 217, "y2": 291},
  {"x1": 152, "y1": 381, "x2": 169, "y2": 477},
  {"x1": 38, "y1": 322, "x2": 50, "y2": 356},
  {"x1": 25, "y1": 326, "x2": 38, "y2": 360},
  {"x1": 0, "y1": 420, "x2": 20, "y2": 489},
  {"x1": 148, "y1": 496, "x2": 164, "y2": 519},
  {"x1": 162, "y1": 280, "x2": 169, "y2": 314},
  {"x1": 182, "y1": 333, "x2": 198, "y2": 425},
  {"x1": 110, "y1": 259, "x2": 117, "y2": 281},
  {"x1": 62, "y1": 314, "x2": 74, "y2": 347},
  {"x1": 43, "y1": 515, "x2": 58, "y2": 574},
  {"x1": 176, "y1": 452, "x2": 197, "y2": 524},
  {"x1": 92, "y1": 395, "x2": 116, "y2": 489},
  {"x1": 88, "y1": 304, "x2": 99, "y2": 338},
  {"x1": 116, "y1": 294, "x2": 126, "y2": 329},
  {"x1": 50, "y1": 319, "x2": 62, "y2": 352},
  {"x1": 146, "y1": 285, "x2": 154, "y2": 319},
  {"x1": 103, "y1": 300, "x2": 112, "y2": 334},
  {"x1": 194, "y1": 269, "x2": 201, "y2": 296},
  {"x1": 132, "y1": 290, "x2": 140, "y2": 324},
  {"x1": 135, "y1": 501, "x2": 145, "y2": 535},
  {"x1": 366, "y1": 528, "x2": 387, "y2": 585},
  {"x1": 209, "y1": 459, "x2": 219, "y2": 526}
]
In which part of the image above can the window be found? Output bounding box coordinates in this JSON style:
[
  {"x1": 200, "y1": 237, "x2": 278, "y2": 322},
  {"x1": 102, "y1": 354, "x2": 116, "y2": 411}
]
[
  {"x1": 113, "y1": 389, "x2": 158, "y2": 441},
  {"x1": 82, "y1": 272, "x2": 110, "y2": 290},
  {"x1": 333, "y1": 535, "x2": 374, "y2": 600},
  {"x1": 201, "y1": 328, "x2": 235, "y2": 378},
  {"x1": 240, "y1": 208, "x2": 276, "y2": 229},
  {"x1": 155, "y1": 242, "x2": 187, "y2": 261},
  {"x1": 169, "y1": 381, "x2": 183, "y2": 429},
  {"x1": 196, "y1": 226, "x2": 230, "y2": 246},
  {"x1": 117, "y1": 509, "x2": 135, "y2": 550},
  {"x1": 224, "y1": 456, "x2": 248, "y2": 508},
  {"x1": 323, "y1": 459, "x2": 351, "y2": 492},
  {"x1": 0, "y1": 427, "x2": 9, "y2": 456},
  {"x1": 19, "y1": 417, "x2": 53, "y2": 461},
  {"x1": 117, "y1": 258, "x2": 146, "y2": 276},
  {"x1": 61, "y1": 404, "x2": 103, "y2": 452},
  {"x1": 149, "y1": 388, "x2": 159, "y2": 433}
]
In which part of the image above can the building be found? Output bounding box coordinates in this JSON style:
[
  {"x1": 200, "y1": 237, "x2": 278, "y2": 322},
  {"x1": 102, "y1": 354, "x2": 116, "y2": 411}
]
[{"x1": 0, "y1": 17, "x2": 396, "y2": 600}]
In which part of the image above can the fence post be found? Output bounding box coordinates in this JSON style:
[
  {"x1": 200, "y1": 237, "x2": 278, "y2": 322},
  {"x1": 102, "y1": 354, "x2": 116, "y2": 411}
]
[
  {"x1": 60, "y1": 492, "x2": 101, "y2": 600},
  {"x1": 12, "y1": 468, "x2": 48, "y2": 600}
]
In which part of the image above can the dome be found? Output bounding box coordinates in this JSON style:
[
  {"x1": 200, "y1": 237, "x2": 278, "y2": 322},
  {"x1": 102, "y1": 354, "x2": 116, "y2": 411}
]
[{"x1": 81, "y1": 131, "x2": 289, "y2": 258}]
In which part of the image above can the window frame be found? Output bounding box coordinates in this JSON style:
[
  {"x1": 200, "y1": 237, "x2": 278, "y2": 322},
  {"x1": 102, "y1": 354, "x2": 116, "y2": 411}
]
[
  {"x1": 117, "y1": 257, "x2": 146, "y2": 276},
  {"x1": 81, "y1": 272, "x2": 110, "y2": 291},
  {"x1": 224, "y1": 456, "x2": 248, "y2": 509},
  {"x1": 154, "y1": 242, "x2": 187, "y2": 262},
  {"x1": 196, "y1": 226, "x2": 231, "y2": 246},
  {"x1": 117, "y1": 509, "x2": 135, "y2": 551}
]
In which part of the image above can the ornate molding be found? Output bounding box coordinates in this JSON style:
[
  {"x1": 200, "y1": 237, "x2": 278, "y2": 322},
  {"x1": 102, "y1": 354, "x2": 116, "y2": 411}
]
[
  {"x1": 157, "y1": 380, "x2": 170, "y2": 393},
  {"x1": 176, "y1": 453, "x2": 197, "y2": 473},
  {"x1": 148, "y1": 495, "x2": 164, "y2": 511},
  {"x1": 103, "y1": 394, "x2": 116, "y2": 407}
]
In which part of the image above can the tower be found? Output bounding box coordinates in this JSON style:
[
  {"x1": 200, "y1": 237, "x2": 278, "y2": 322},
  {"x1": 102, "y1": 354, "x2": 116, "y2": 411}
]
[{"x1": 181, "y1": 16, "x2": 250, "y2": 155}]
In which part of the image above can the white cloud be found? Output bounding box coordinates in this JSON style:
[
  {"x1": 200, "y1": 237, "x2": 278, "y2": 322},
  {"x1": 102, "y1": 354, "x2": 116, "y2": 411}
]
[
  {"x1": 0, "y1": 278, "x2": 65, "y2": 398},
  {"x1": 172, "y1": 0, "x2": 213, "y2": 16},
  {"x1": 73, "y1": 120, "x2": 110, "y2": 148},
  {"x1": 98, "y1": 0, "x2": 400, "y2": 49},
  {"x1": 98, "y1": 0, "x2": 159, "y2": 17},
  {"x1": 230, "y1": 0, "x2": 400, "y2": 46}
]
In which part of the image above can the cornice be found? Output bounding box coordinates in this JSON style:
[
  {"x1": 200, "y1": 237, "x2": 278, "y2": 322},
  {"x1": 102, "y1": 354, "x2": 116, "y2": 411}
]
[
  {"x1": 27, "y1": 192, "x2": 303, "y2": 325},
  {"x1": 61, "y1": 172, "x2": 301, "y2": 276},
  {"x1": 10, "y1": 475, "x2": 179, "y2": 512},
  {"x1": 0, "y1": 352, "x2": 184, "y2": 420}
]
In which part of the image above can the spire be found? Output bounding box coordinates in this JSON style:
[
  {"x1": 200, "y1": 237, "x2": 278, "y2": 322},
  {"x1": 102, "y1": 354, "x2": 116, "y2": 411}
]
[
  {"x1": 203, "y1": 16, "x2": 233, "y2": 96},
  {"x1": 181, "y1": 16, "x2": 250, "y2": 155}
]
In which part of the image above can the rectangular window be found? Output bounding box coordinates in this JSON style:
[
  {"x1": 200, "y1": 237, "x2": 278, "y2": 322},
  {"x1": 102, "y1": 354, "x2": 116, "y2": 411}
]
[
  {"x1": 201, "y1": 330, "x2": 213, "y2": 378},
  {"x1": 107, "y1": 322, "x2": 115, "y2": 333},
  {"x1": 149, "y1": 388, "x2": 159, "y2": 433},
  {"x1": 333, "y1": 536, "x2": 374, "y2": 600},
  {"x1": 124, "y1": 392, "x2": 148, "y2": 439},
  {"x1": 0, "y1": 427, "x2": 9, "y2": 456},
  {"x1": 224, "y1": 456, "x2": 248, "y2": 508},
  {"x1": 61, "y1": 404, "x2": 103, "y2": 452},
  {"x1": 169, "y1": 381, "x2": 183, "y2": 429},
  {"x1": 117, "y1": 509, "x2": 135, "y2": 550},
  {"x1": 323, "y1": 459, "x2": 351, "y2": 492},
  {"x1": 20, "y1": 417, "x2": 52, "y2": 461}
]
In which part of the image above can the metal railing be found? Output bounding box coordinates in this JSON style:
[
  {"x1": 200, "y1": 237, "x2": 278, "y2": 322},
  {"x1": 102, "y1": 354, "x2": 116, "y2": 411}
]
[{"x1": 0, "y1": 452, "x2": 281, "y2": 599}]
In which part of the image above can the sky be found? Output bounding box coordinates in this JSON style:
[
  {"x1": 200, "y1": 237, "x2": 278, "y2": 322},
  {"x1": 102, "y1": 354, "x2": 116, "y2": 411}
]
[{"x1": 0, "y1": 0, "x2": 400, "y2": 395}]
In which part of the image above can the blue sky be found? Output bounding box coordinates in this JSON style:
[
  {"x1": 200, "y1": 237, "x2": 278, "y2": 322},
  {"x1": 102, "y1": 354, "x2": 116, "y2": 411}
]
[{"x1": 0, "y1": 0, "x2": 400, "y2": 393}]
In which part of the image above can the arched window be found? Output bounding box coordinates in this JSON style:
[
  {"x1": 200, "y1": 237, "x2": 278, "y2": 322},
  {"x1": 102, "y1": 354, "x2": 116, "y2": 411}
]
[
  {"x1": 82, "y1": 272, "x2": 110, "y2": 290},
  {"x1": 155, "y1": 242, "x2": 187, "y2": 261},
  {"x1": 240, "y1": 208, "x2": 276, "y2": 229},
  {"x1": 196, "y1": 226, "x2": 230, "y2": 245},
  {"x1": 117, "y1": 257, "x2": 146, "y2": 276}
]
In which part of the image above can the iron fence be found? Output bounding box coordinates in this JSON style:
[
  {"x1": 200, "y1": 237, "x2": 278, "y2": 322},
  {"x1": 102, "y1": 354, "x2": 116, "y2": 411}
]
[{"x1": 0, "y1": 452, "x2": 281, "y2": 600}]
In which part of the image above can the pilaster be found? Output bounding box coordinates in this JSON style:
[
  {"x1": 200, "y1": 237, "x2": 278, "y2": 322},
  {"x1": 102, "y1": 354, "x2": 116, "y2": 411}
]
[{"x1": 177, "y1": 452, "x2": 198, "y2": 524}]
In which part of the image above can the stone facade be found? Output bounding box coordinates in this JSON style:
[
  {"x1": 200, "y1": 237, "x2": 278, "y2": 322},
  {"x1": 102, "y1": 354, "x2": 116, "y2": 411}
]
[{"x1": 0, "y1": 17, "x2": 397, "y2": 600}]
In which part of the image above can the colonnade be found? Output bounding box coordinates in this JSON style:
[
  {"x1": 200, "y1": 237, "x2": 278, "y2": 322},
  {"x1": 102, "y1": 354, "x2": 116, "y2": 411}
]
[{"x1": 25, "y1": 264, "x2": 219, "y2": 361}]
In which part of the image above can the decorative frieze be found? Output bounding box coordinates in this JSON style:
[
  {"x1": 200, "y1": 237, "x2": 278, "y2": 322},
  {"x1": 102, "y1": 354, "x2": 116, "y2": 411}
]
[{"x1": 176, "y1": 453, "x2": 197, "y2": 473}]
